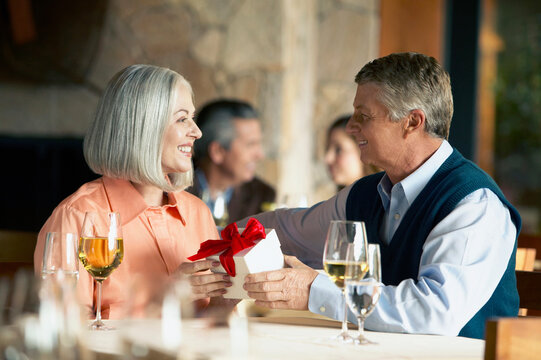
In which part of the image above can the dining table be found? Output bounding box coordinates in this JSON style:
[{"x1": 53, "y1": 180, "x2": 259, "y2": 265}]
[{"x1": 83, "y1": 308, "x2": 485, "y2": 360}]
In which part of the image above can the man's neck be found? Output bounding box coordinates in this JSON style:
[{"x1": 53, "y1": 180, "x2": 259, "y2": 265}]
[
  {"x1": 386, "y1": 137, "x2": 443, "y2": 184},
  {"x1": 200, "y1": 163, "x2": 235, "y2": 200}
]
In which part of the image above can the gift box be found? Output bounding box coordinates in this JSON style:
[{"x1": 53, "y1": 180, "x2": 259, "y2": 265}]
[
  {"x1": 188, "y1": 218, "x2": 284, "y2": 299},
  {"x1": 208, "y1": 227, "x2": 284, "y2": 299}
]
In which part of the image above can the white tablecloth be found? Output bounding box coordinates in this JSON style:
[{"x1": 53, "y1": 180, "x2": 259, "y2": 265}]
[{"x1": 84, "y1": 317, "x2": 485, "y2": 360}]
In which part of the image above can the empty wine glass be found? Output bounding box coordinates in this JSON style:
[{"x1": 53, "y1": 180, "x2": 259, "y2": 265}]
[
  {"x1": 120, "y1": 272, "x2": 194, "y2": 358},
  {"x1": 322, "y1": 220, "x2": 368, "y2": 342},
  {"x1": 79, "y1": 211, "x2": 124, "y2": 330},
  {"x1": 278, "y1": 193, "x2": 309, "y2": 208},
  {"x1": 41, "y1": 232, "x2": 79, "y2": 283},
  {"x1": 345, "y1": 243, "x2": 382, "y2": 345},
  {"x1": 213, "y1": 192, "x2": 229, "y2": 228}
]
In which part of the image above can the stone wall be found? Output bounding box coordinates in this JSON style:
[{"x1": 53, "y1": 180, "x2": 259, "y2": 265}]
[{"x1": 0, "y1": 0, "x2": 379, "y2": 204}]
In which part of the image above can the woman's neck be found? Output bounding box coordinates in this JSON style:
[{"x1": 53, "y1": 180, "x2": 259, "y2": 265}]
[{"x1": 130, "y1": 181, "x2": 168, "y2": 207}]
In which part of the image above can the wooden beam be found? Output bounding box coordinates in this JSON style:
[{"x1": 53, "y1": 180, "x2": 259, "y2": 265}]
[
  {"x1": 6, "y1": 0, "x2": 37, "y2": 44},
  {"x1": 379, "y1": 0, "x2": 445, "y2": 61}
]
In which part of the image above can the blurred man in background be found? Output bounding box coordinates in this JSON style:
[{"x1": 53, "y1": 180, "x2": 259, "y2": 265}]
[{"x1": 188, "y1": 99, "x2": 275, "y2": 226}]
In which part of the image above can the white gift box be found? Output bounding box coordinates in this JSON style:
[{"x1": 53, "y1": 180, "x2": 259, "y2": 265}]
[{"x1": 208, "y1": 228, "x2": 284, "y2": 299}]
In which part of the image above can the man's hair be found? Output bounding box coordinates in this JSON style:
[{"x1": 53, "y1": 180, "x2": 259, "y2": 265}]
[
  {"x1": 193, "y1": 99, "x2": 258, "y2": 162},
  {"x1": 84, "y1": 64, "x2": 193, "y2": 192},
  {"x1": 355, "y1": 52, "x2": 453, "y2": 139}
]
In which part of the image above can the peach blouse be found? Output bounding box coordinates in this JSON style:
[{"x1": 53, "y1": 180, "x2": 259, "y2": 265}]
[{"x1": 34, "y1": 176, "x2": 218, "y2": 319}]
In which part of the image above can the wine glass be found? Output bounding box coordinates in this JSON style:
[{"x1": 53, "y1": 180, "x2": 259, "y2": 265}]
[
  {"x1": 345, "y1": 243, "x2": 382, "y2": 345},
  {"x1": 322, "y1": 220, "x2": 368, "y2": 342},
  {"x1": 41, "y1": 232, "x2": 79, "y2": 282},
  {"x1": 79, "y1": 211, "x2": 124, "y2": 330},
  {"x1": 213, "y1": 193, "x2": 229, "y2": 228},
  {"x1": 278, "y1": 193, "x2": 309, "y2": 208}
]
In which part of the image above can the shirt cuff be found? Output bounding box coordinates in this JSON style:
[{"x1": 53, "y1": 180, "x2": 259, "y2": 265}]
[{"x1": 308, "y1": 273, "x2": 348, "y2": 320}]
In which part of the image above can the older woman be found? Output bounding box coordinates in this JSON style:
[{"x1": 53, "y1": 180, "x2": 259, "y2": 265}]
[{"x1": 34, "y1": 64, "x2": 229, "y2": 319}]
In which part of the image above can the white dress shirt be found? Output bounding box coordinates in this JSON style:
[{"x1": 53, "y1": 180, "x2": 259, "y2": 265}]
[{"x1": 244, "y1": 141, "x2": 517, "y2": 336}]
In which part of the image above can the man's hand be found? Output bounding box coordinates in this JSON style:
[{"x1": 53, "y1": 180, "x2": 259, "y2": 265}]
[
  {"x1": 177, "y1": 259, "x2": 232, "y2": 300},
  {"x1": 243, "y1": 255, "x2": 319, "y2": 310}
]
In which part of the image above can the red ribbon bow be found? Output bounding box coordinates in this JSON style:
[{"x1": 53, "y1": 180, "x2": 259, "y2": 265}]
[{"x1": 187, "y1": 218, "x2": 266, "y2": 276}]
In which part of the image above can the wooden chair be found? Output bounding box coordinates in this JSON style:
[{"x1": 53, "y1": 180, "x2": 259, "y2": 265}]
[
  {"x1": 0, "y1": 230, "x2": 37, "y2": 278},
  {"x1": 516, "y1": 270, "x2": 541, "y2": 317},
  {"x1": 518, "y1": 233, "x2": 541, "y2": 271},
  {"x1": 515, "y1": 247, "x2": 536, "y2": 272},
  {"x1": 516, "y1": 233, "x2": 541, "y2": 316},
  {"x1": 515, "y1": 247, "x2": 537, "y2": 316},
  {"x1": 485, "y1": 317, "x2": 541, "y2": 360}
]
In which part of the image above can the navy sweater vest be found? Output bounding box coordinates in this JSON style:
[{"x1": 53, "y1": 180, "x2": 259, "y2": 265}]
[{"x1": 345, "y1": 149, "x2": 521, "y2": 339}]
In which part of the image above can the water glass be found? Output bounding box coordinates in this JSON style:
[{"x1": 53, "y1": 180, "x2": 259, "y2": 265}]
[
  {"x1": 345, "y1": 243, "x2": 382, "y2": 344},
  {"x1": 322, "y1": 220, "x2": 368, "y2": 342},
  {"x1": 41, "y1": 232, "x2": 79, "y2": 281}
]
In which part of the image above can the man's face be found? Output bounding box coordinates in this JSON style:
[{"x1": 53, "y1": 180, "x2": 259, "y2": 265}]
[
  {"x1": 346, "y1": 83, "x2": 406, "y2": 171},
  {"x1": 220, "y1": 118, "x2": 264, "y2": 185}
]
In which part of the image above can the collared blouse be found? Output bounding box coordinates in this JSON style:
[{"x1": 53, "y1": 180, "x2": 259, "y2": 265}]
[{"x1": 34, "y1": 176, "x2": 218, "y2": 319}]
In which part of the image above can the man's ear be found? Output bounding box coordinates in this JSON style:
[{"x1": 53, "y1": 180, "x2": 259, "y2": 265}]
[
  {"x1": 404, "y1": 109, "x2": 426, "y2": 135},
  {"x1": 208, "y1": 141, "x2": 227, "y2": 165}
]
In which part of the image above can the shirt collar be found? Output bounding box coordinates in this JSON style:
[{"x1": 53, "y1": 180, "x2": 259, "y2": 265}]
[
  {"x1": 102, "y1": 176, "x2": 185, "y2": 226},
  {"x1": 195, "y1": 168, "x2": 209, "y2": 193},
  {"x1": 377, "y1": 140, "x2": 453, "y2": 209},
  {"x1": 194, "y1": 168, "x2": 233, "y2": 209}
]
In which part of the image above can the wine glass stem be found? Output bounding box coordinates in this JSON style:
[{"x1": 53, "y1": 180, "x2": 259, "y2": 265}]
[
  {"x1": 357, "y1": 316, "x2": 365, "y2": 339},
  {"x1": 96, "y1": 279, "x2": 103, "y2": 323},
  {"x1": 341, "y1": 290, "x2": 349, "y2": 335}
]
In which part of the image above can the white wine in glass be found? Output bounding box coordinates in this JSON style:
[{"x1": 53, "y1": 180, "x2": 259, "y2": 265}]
[
  {"x1": 345, "y1": 243, "x2": 382, "y2": 344},
  {"x1": 322, "y1": 220, "x2": 368, "y2": 342},
  {"x1": 79, "y1": 211, "x2": 124, "y2": 330}
]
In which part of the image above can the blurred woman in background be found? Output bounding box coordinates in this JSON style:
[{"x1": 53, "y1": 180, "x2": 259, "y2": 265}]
[{"x1": 324, "y1": 114, "x2": 379, "y2": 191}]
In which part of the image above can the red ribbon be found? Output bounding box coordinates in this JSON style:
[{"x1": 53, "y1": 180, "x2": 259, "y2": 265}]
[{"x1": 187, "y1": 218, "x2": 266, "y2": 276}]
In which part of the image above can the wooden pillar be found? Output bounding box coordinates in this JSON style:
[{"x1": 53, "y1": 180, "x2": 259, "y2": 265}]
[
  {"x1": 7, "y1": 0, "x2": 36, "y2": 44},
  {"x1": 277, "y1": 0, "x2": 317, "y2": 201},
  {"x1": 379, "y1": 0, "x2": 445, "y2": 61},
  {"x1": 476, "y1": 0, "x2": 501, "y2": 175}
]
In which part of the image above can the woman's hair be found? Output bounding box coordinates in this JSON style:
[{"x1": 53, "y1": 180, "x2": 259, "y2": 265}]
[
  {"x1": 326, "y1": 115, "x2": 351, "y2": 145},
  {"x1": 84, "y1": 64, "x2": 194, "y2": 192},
  {"x1": 326, "y1": 114, "x2": 381, "y2": 186},
  {"x1": 355, "y1": 52, "x2": 453, "y2": 139}
]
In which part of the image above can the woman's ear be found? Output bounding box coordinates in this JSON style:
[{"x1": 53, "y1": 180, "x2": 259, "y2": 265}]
[{"x1": 208, "y1": 141, "x2": 227, "y2": 165}]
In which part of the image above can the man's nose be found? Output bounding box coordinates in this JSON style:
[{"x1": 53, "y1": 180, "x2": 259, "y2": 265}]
[
  {"x1": 346, "y1": 116, "x2": 358, "y2": 135},
  {"x1": 254, "y1": 144, "x2": 264, "y2": 160}
]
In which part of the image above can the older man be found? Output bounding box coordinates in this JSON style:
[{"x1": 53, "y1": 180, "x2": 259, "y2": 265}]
[
  {"x1": 187, "y1": 99, "x2": 275, "y2": 225},
  {"x1": 182, "y1": 53, "x2": 520, "y2": 339}
]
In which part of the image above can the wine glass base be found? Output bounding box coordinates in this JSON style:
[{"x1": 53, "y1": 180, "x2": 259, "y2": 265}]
[
  {"x1": 89, "y1": 320, "x2": 114, "y2": 331},
  {"x1": 352, "y1": 336, "x2": 377, "y2": 345},
  {"x1": 333, "y1": 332, "x2": 353, "y2": 343}
]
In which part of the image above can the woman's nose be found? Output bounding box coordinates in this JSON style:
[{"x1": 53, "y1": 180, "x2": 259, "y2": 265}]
[
  {"x1": 324, "y1": 149, "x2": 334, "y2": 165},
  {"x1": 191, "y1": 122, "x2": 202, "y2": 139}
]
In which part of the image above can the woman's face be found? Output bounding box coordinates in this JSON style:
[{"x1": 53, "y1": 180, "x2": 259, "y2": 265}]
[
  {"x1": 161, "y1": 83, "x2": 202, "y2": 175},
  {"x1": 324, "y1": 127, "x2": 363, "y2": 187}
]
